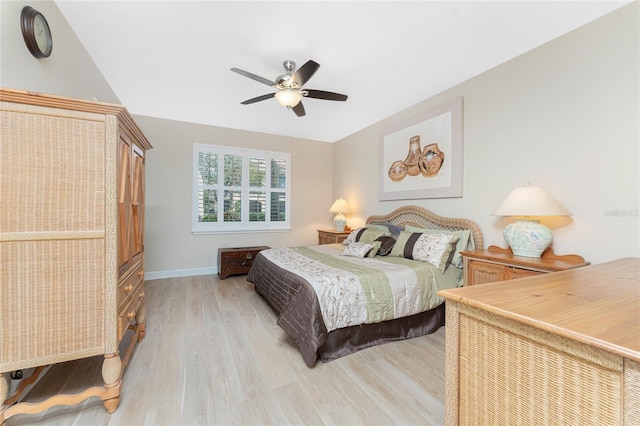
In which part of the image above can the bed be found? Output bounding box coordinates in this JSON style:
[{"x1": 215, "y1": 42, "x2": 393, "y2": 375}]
[{"x1": 246, "y1": 206, "x2": 483, "y2": 367}]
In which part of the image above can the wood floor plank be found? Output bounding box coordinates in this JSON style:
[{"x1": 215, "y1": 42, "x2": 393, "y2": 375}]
[
  {"x1": 291, "y1": 358, "x2": 395, "y2": 425},
  {"x1": 4, "y1": 274, "x2": 447, "y2": 425},
  {"x1": 238, "y1": 314, "x2": 298, "y2": 389},
  {"x1": 272, "y1": 381, "x2": 324, "y2": 425},
  {"x1": 341, "y1": 355, "x2": 444, "y2": 425}
]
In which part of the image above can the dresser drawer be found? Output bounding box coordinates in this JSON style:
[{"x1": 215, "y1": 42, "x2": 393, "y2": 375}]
[
  {"x1": 117, "y1": 283, "x2": 145, "y2": 341},
  {"x1": 118, "y1": 261, "x2": 144, "y2": 309}
]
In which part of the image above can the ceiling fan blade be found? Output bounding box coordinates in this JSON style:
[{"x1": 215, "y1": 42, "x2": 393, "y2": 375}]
[
  {"x1": 292, "y1": 102, "x2": 306, "y2": 117},
  {"x1": 291, "y1": 60, "x2": 320, "y2": 87},
  {"x1": 241, "y1": 93, "x2": 275, "y2": 105},
  {"x1": 304, "y1": 89, "x2": 348, "y2": 102},
  {"x1": 231, "y1": 68, "x2": 275, "y2": 87}
]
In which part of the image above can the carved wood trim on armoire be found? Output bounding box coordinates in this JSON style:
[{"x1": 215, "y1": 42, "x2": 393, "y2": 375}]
[{"x1": 0, "y1": 88, "x2": 152, "y2": 422}]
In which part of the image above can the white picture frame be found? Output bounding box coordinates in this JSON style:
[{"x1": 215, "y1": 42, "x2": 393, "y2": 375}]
[{"x1": 379, "y1": 97, "x2": 463, "y2": 201}]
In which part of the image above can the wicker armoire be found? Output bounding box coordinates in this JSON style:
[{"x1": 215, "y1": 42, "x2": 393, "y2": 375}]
[{"x1": 0, "y1": 88, "x2": 152, "y2": 422}]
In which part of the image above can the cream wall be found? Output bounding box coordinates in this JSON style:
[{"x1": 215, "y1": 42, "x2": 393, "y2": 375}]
[
  {"x1": 0, "y1": 0, "x2": 335, "y2": 279},
  {"x1": 0, "y1": 0, "x2": 118, "y2": 103},
  {"x1": 333, "y1": 3, "x2": 639, "y2": 265},
  {"x1": 2, "y1": 1, "x2": 638, "y2": 273},
  {"x1": 134, "y1": 116, "x2": 334, "y2": 278}
]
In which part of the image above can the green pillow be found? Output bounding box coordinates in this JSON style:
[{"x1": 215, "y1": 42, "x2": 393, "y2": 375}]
[
  {"x1": 366, "y1": 222, "x2": 402, "y2": 237},
  {"x1": 366, "y1": 240, "x2": 383, "y2": 258}
]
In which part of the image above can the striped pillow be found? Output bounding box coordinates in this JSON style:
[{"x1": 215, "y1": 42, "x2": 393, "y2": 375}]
[
  {"x1": 389, "y1": 231, "x2": 459, "y2": 273},
  {"x1": 342, "y1": 227, "x2": 389, "y2": 245}
]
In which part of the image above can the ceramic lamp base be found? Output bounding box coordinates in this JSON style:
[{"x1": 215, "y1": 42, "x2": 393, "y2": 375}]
[
  {"x1": 503, "y1": 219, "x2": 553, "y2": 258},
  {"x1": 333, "y1": 213, "x2": 347, "y2": 232}
]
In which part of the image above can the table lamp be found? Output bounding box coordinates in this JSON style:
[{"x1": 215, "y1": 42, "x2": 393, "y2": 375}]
[
  {"x1": 329, "y1": 197, "x2": 351, "y2": 232},
  {"x1": 492, "y1": 182, "x2": 571, "y2": 258}
]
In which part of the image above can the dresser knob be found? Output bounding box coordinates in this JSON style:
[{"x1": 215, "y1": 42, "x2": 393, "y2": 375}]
[
  {"x1": 126, "y1": 310, "x2": 136, "y2": 320},
  {"x1": 124, "y1": 284, "x2": 134, "y2": 294},
  {"x1": 137, "y1": 269, "x2": 144, "y2": 278}
]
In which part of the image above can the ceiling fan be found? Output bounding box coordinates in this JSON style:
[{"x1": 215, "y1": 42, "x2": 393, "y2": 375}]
[{"x1": 231, "y1": 59, "x2": 348, "y2": 117}]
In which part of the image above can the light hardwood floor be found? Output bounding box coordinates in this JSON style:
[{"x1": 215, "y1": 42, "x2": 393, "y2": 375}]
[{"x1": 5, "y1": 274, "x2": 447, "y2": 425}]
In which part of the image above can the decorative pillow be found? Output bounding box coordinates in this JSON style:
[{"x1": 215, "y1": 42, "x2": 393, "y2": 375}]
[
  {"x1": 342, "y1": 242, "x2": 375, "y2": 258},
  {"x1": 342, "y1": 227, "x2": 388, "y2": 245},
  {"x1": 364, "y1": 223, "x2": 387, "y2": 232},
  {"x1": 389, "y1": 231, "x2": 459, "y2": 273},
  {"x1": 366, "y1": 241, "x2": 383, "y2": 258},
  {"x1": 374, "y1": 235, "x2": 397, "y2": 256},
  {"x1": 368, "y1": 222, "x2": 402, "y2": 237},
  {"x1": 404, "y1": 225, "x2": 473, "y2": 269},
  {"x1": 389, "y1": 231, "x2": 415, "y2": 257}
]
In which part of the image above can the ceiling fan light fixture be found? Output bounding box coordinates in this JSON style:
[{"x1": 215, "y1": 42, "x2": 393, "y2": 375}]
[
  {"x1": 232, "y1": 59, "x2": 347, "y2": 117},
  {"x1": 274, "y1": 89, "x2": 302, "y2": 108}
]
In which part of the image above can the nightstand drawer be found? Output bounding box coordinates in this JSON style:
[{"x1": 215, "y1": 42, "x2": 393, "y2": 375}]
[
  {"x1": 462, "y1": 246, "x2": 589, "y2": 286},
  {"x1": 317, "y1": 229, "x2": 350, "y2": 245},
  {"x1": 319, "y1": 233, "x2": 339, "y2": 245},
  {"x1": 467, "y1": 259, "x2": 542, "y2": 285}
]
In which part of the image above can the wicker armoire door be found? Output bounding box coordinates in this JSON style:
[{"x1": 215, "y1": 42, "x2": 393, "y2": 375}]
[
  {"x1": 118, "y1": 132, "x2": 133, "y2": 275},
  {"x1": 117, "y1": 130, "x2": 145, "y2": 275},
  {"x1": 129, "y1": 142, "x2": 145, "y2": 269},
  {"x1": 115, "y1": 126, "x2": 147, "y2": 343}
]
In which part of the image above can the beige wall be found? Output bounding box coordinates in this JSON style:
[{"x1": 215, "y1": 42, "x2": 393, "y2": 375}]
[
  {"x1": 333, "y1": 2, "x2": 639, "y2": 265},
  {"x1": 134, "y1": 116, "x2": 334, "y2": 278},
  {"x1": 0, "y1": 0, "x2": 118, "y2": 103},
  {"x1": 0, "y1": 0, "x2": 334, "y2": 278},
  {"x1": 2, "y1": 1, "x2": 638, "y2": 273}
]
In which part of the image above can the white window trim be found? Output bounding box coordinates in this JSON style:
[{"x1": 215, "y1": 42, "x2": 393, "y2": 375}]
[{"x1": 192, "y1": 143, "x2": 291, "y2": 234}]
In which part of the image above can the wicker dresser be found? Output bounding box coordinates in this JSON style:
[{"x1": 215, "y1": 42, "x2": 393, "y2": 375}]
[
  {"x1": 0, "y1": 89, "x2": 152, "y2": 421},
  {"x1": 439, "y1": 258, "x2": 640, "y2": 425}
]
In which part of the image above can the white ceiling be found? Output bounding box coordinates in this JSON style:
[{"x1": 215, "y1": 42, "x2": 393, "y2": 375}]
[{"x1": 55, "y1": 1, "x2": 629, "y2": 143}]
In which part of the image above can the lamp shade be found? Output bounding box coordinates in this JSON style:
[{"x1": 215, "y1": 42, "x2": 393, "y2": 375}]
[
  {"x1": 274, "y1": 89, "x2": 302, "y2": 107},
  {"x1": 492, "y1": 183, "x2": 570, "y2": 258},
  {"x1": 492, "y1": 183, "x2": 571, "y2": 217},
  {"x1": 329, "y1": 198, "x2": 351, "y2": 214}
]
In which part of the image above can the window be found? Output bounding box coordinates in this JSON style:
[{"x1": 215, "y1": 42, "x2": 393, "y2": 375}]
[{"x1": 193, "y1": 144, "x2": 290, "y2": 233}]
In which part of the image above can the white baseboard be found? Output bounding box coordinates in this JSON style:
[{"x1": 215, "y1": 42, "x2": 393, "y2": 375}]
[{"x1": 145, "y1": 266, "x2": 217, "y2": 281}]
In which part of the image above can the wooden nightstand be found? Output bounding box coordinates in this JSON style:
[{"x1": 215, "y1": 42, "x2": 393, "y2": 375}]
[
  {"x1": 317, "y1": 229, "x2": 351, "y2": 245},
  {"x1": 462, "y1": 245, "x2": 590, "y2": 286}
]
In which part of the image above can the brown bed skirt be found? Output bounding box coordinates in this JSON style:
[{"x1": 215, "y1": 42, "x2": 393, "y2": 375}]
[{"x1": 318, "y1": 302, "x2": 446, "y2": 363}]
